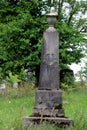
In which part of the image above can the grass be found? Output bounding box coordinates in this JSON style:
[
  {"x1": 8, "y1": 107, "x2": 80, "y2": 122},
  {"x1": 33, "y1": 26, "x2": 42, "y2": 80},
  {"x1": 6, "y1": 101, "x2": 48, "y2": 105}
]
[
  {"x1": 63, "y1": 87, "x2": 87, "y2": 130},
  {"x1": 0, "y1": 85, "x2": 35, "y2": 130},
  {"x1": 0, "y1": 84, "x2": 87, "y2": 130}
]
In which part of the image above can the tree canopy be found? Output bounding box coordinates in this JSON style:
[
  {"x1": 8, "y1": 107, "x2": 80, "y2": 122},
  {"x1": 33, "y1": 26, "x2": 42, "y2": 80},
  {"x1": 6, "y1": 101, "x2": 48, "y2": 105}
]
[{"x1": 0, "y1": 0, "x2": 87, "y2": 82}]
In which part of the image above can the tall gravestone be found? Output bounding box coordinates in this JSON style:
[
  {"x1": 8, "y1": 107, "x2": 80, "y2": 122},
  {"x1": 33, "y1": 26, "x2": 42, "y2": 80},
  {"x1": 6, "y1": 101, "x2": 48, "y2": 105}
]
[
  {"x1": 23, "y1": 7, "x2": 73, "y2": 128},
  {"x1": 33, "y1": 7, "x2": 64, "y2": 117}
]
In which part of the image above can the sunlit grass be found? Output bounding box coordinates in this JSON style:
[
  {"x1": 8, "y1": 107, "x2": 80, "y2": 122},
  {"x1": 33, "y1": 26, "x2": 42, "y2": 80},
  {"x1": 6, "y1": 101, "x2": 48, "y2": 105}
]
[
  {"x1": 0, "y1": 85, "x2": 35, "y2": 130},
  {"x1": 63, "y1": 88, "x2": 87, "y2": 130},
  {"x1": 0, "y1": 85, "x2": 87, "y2": 130}
]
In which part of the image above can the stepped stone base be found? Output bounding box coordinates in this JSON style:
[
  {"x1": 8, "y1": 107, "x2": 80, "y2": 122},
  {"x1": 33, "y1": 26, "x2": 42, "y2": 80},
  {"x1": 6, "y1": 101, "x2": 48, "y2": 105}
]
[
  {"x1": 23, "y1": 89, "x2": 73, "y2": 128},
  {"x1": 23, "y1": 116, "x2": 73, "y2": 128},
  {"x1": 33, "y1": 89, "x2": 64, "y2": 117}
]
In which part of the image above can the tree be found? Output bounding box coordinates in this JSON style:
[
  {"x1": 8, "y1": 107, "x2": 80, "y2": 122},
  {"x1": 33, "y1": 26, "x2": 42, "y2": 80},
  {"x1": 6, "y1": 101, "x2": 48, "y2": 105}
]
[
  {"x1": 56, "y1": 0, "x2": 87, "y2": 69},
  {"x1": 0, "y1": 0, "x2": 87, "y2": 85},
  {"x1": 0, "y1": 0, "x2": 46, "y2": 80},
  {"x1": 80, "y1": 56, "x2": 87, "y2": 82}
]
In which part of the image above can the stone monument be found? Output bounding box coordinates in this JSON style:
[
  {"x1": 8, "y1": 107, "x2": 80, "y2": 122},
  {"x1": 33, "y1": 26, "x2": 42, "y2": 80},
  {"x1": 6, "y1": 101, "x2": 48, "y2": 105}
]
[{"x1": 23, "y1": 6, "x2": 73, "y2": 128}]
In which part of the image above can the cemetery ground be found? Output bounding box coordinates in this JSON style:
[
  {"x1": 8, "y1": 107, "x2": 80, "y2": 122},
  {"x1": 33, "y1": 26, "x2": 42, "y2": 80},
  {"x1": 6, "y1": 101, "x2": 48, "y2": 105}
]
[{"x1": 0, "y1": 82, "x2": 87, "y2": 130}]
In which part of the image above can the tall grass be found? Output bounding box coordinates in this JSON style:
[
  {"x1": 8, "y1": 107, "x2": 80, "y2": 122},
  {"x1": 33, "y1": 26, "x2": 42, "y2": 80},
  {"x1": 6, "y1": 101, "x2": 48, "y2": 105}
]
[
  {"x1": 0, "y1": 84, "x2": 35, "y2": 130},
  {"x1": 63, "y1": 87, "x2": 87, "y2": 130},
  {"x1": 0, "y1": 84, "x2": 87, "y2": 130}
]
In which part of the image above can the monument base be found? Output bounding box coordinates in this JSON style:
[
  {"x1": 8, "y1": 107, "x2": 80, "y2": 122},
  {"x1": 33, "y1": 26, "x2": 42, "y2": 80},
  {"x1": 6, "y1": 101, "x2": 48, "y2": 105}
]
[
  {"x1": 23, "y1": 89, "x2": 73, "y2": 128},
  {"x1": 23, "y1": 116, "x2": 73, "y2": 128},
  {"x1": 33, "y1": 89, "x2": 65, "y2": 117}
]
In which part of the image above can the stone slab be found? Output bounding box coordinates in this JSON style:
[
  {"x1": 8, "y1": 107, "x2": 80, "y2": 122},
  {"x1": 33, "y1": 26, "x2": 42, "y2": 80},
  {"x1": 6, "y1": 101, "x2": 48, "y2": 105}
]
[
  {"x1": 34, "y1": 89, "x2": 62, "y2": 109},
  {"x1": 33, "y1": 108, "x2": 64, "y2": 117},
  {"x1": 23, "y1": 116, "x2": 73, "y2": 128},
  {"x1": 33, "y1": 89, "x2": 64, "y2": 117}
]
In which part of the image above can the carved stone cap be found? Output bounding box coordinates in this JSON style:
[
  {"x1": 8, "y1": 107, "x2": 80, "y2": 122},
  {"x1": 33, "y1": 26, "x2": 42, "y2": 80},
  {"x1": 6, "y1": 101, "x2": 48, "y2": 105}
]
[
  {"x1": 46, "y1": 7, "x2": 58, "y2": 27},
  {"x1": 46, "y1": 7, "x2": 58, "y2": 17}
]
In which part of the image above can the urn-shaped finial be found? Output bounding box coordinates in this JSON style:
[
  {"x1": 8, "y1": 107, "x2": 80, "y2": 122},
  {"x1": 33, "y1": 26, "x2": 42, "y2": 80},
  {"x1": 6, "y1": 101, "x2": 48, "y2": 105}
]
[{"x1": 46, "y1": 7, "x2": 58, "y2": 27}]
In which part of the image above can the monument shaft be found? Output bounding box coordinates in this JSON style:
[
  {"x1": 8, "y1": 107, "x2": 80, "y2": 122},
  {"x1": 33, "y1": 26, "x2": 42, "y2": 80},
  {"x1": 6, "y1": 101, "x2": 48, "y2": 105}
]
[
  {"x1": 39, "y1": 27, "x2": 59, "y2": 90},
  {"x1": 33, "y1": 19, "x2": 64, "y2": 117}
]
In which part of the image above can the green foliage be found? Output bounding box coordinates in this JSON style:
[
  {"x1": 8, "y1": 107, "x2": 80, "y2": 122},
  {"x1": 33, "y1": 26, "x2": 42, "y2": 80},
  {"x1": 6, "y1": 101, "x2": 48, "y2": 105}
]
[
  {"x1": 0, "y1": 0, "x2": 87, "y2": 80},
  {"x1": 81, "y1": 55, "x2": 87, "y2": 81},
  {"x1": 75, "y1": 56, "x2": 87, "y2": 83},
  {"x1": 61, "y1": 83, "x2": 71, "y2": 90},
  {"x1": 6, "y1": 72, "x2": 20, "y2": 84},
  {"x1": 6, "y1": 68, "x2": 27, "y2": 86},
  {"x1": 19, "y1": 67, "x2": 26, "y2": 80},
  {"x1": 60, "y1": 68, "x2": 75, "y2": 87},
  {"x1": 62, "y1": 74, "x2": 74, "y2": 86},
  {"x1": 0, "y1": 68, "x2": 4, "y2": 81},
  {"x1": 0, "y1": 0, "x2": 46, "y2": 80},
  {"x1": 57, "y1": 21, "x2": 86, "y2": 69}
]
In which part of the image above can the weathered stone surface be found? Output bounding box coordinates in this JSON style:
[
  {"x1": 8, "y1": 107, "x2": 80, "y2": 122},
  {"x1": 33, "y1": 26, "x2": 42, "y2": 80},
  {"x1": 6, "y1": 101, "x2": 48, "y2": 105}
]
[
  {"x1": 32, "y1": 90, "x2": 65, "y2": 117},
  {"x1": 39, "y1": 27, "x2": 59, "y2": 90},
  {"x1": 23, "y1": 116, "x2": 73, "y2": 128},
  {"x1": 34, "y1": 90, "x2": 62, "y2": 108},
  {"x1": 33, "y1": 108, "x2": 65, "y2": 117}
]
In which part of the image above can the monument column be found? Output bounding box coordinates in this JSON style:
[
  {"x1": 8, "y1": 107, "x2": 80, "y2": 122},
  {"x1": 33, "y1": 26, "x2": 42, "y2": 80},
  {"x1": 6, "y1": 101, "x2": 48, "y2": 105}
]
[
  {"x1": 39, "y1": 7, "x2": 59, "y2": 90},
  {"x1": 23, "y1": 6, "x2": 73, "y2": 128},
  {"x1": 33, "y1": 7, "x2": 64, "y2": 117}
]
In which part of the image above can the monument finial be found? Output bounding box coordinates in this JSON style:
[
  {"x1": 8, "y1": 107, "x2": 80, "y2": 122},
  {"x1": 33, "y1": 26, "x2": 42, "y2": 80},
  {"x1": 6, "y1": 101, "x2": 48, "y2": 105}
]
[{"x1": 46, "y1": 6, "x2": 58, "y2": 27}]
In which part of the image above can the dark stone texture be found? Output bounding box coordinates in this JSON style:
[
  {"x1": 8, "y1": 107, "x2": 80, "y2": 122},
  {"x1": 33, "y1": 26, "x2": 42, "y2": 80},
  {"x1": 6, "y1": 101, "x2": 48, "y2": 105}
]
[
  {"x1": 34, "y1": 90, "x2": 62, "y2": 108},
  {"x1": 23, "y1": 116, "x2": 73, "y2": 128},
  {"x1": 39, "y1": 27, "x2": 59, "y2": 90},
  {"x1": 33, "y1": 108, "x2": 65, "y2": 117},
  {"x1": 32, "y1": 90, "x2": 65, "y2": 117}
]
